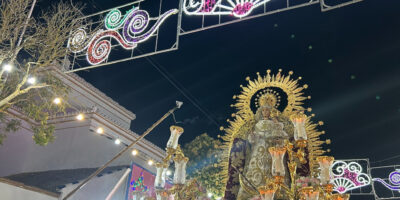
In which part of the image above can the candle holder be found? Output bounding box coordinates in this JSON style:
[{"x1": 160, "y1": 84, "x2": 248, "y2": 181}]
[
  {"x1": 316, "y1": 156, "x2": 334, "y2": 185},
  {"x1": 258, "y1": 181, "x2": 278, "y2": 200},
  {"x1": 299, "y1": 187, "x2": 319, "y2": 200},
  {"x1": 331, "y1": 193, "x2": 350, "y2": 200},
  {"x1": 295, "y1": 139, "x2": 308, "y2": 164},
  {"x1": 269, "y1": 147, "x2": 287, "y2": 177},
  {"x1": 173, "y1": 154, "x2": 189, "y2": 185},
  {"x1": 290, "y1": 112, "x2": 308, "y2": 141},
  {"x1": 155, "y1": 163, "x2": 168, "y2": 188},
  {"x1": 166, "y1": 125, "x2": 184, "y2": 149}
]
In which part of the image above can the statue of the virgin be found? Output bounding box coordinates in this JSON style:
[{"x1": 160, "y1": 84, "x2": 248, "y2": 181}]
[{"x1": 221, "y1": 70, "x2": 315, "y2": 200}]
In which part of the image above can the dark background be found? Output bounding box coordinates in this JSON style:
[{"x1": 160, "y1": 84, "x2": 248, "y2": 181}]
[{"x1": 51, "y1": 0, "x2": 400, "y2": 168}]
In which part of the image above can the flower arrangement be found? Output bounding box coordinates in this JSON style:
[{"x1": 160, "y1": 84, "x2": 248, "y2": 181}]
[{"x1": 296, "y1": 176, "x2": 320, "y2": 188}]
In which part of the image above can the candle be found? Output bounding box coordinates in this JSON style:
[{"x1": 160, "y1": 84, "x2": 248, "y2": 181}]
[
  {"x1": 173, "y1": 155, "x2": 189, "y2": 184},
  {"x1": 155, "y1": 163, "x2": 168, "y2": 188},
  {"x1": 269, "y1": 147, "x2": 287, "y2": 177},
  {"x1": 290, "y1": 112, "x2": 308, "y2": 141},
  {"x1": 258, "y1": 183, "x2": 278, "y2": 200},
  {"x1": 166, "y1": 125, "x2": 184, "y2": 149},
  {"x1": 317, "y1": 156, "x2": 335, "y2": 185}
]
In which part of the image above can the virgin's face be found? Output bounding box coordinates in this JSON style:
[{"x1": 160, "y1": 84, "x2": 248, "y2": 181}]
[{"x1": 261, "y1": 108, "x2": 270, "y2": 119}]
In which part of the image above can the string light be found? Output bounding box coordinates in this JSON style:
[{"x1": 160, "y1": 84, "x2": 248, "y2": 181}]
[
  {"x1": 131, "y1": 149, "x2": 138, "y2": 156},
  {"x1": 76, "y1": 114, "x2": 84, "y2": 121},
  {"x1": 183, "y1": 0, "x2": 270, "y2": 18},
  {"x1": 3, "y1": 64, "x2": 12, "y2": 72},
  {"x1": 53, "y1": 98, "x2": 62, "y2": 105},
  {"x1": 69, "y1": 8, "x2": 178, "y2": 65},
  {"x1": 96, "y1": 127, "x2": 104, "y2": 134},
  {"x1": 147, "y1": 160, "x2": 154, "y2": 166},
  {"x1": 114, "y1": 139, "x2": 121, "y2": 145},
  {"x1": 27, "y1": 77, "x2": 36, "y2": 85}
]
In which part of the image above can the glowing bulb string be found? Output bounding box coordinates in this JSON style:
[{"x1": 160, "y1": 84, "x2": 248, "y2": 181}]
[
  {"x1": 139, "y1": 48, "x2": 221, "y2": 128},
  {"x1": 63, "y1": 103, "x2": 181, "y2": 200}
]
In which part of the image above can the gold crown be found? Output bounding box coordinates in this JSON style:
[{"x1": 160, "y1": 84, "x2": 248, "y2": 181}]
[{"x1": 255, "y1": 89, "x2": 281, "y2": 108}]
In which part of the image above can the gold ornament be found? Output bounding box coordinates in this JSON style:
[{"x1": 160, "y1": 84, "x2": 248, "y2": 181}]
[{"x1": 218, "y1": 70, "x2": 329, "y2": 195}]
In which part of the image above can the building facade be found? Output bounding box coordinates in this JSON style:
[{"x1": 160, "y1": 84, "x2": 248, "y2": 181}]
[{"x1": 0, "y1": 63, "x2": 165, "y2": 199}]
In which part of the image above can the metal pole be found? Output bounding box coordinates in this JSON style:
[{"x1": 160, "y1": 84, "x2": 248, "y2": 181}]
[
  {"x1": 63, "y1": 101, "x2": 183, "y2": 200},
  {"x1": 105, "y1": 168, "x2": 132, "y2": 200}
]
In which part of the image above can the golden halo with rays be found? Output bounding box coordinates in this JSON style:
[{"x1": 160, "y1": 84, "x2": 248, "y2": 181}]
[
  {"x1": 217, "y1": 69, "x2": 329, "y2": 196},
  {"x1": 255, "y1": 89, "x2": 281, "y2": 109},
  {"x1": 233, "y1": 69, "x2": 309, "y2": 118}
]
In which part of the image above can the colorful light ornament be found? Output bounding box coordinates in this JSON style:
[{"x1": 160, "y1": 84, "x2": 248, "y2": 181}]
[
  {"x1": 373, "y1": 169, "x2": 400, "y2": 193},
  {"x1": 329, "y1": 161, "x2": 371, "y2": 194},
  {"x1": 68, "y1": 7, "x2": 178, "y2": 65},
  {"x1": 130, "y1": 172, "x2": 149, "y2": 192},
  {"x1": 183, "y1": 0, "x2": 270, "y2": 18}
]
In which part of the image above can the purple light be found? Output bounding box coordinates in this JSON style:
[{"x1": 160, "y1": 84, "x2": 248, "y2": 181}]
[
  {"x1": 233, "y1": 2, "x2": 253, "y2": 17},
  {"x1": 341, "y1": 169, "x2": 362, "y2": 186},
  {"x1": 201, "y1": 0, "x2": 216, "y2": 12},
  {"x1": 373, "y1": 170, "x2": 400, "y2": 192}
]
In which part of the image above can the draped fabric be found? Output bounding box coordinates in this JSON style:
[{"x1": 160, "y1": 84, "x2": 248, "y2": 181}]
[{"x1": 223, "y1": 138, "x2": 249, "y2": 199}]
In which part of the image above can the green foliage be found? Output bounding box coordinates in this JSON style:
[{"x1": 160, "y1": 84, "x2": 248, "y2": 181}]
[
  {"x1": 0, "y1": 0, "x2": 87, "y2": 145},
  {"x1": 0, "y1": 112, "x2": 20, "y2": 145},
  {"x1": 182, "y1": 133, "x2": 224, "y2": 198}
]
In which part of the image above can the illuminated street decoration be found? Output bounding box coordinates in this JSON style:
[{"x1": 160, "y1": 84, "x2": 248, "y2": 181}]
[
  {"x1": 131, "y1": 172, "x2": 149, "y2": 192},
  {"x1": 183, "y1": 0, "x2": 270, "y2": 18},
  {"x1": 330, "y1": 161, "x2": 371, "y2": 194},
  {"x1": 373, "y1": 169, "x2": 400, "y2": 193},
  {"x1": 68, "y1": 7, "x2": 178, "y2": 65}
]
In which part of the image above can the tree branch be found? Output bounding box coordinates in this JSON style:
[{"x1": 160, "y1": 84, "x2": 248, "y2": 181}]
[{"x1": 0, "y1": 83, "x2": 48, "y2": 109}]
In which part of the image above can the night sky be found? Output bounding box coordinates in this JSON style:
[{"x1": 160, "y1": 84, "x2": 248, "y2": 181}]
[{"x1": 65, "y1": 0, "x2": 400, "y2": 167}]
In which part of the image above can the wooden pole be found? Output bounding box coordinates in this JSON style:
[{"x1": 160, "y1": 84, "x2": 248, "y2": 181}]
[{"x1": 62, "y1": 102, "x2": 182, "y2": 200}]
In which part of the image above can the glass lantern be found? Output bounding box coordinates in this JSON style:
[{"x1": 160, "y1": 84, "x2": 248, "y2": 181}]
[
  {"x1": 154, "y1": 163, "x2": 167, "y2": 188},
  {"x1": 290, "y1": 112, "x2": 308, "y2": 141},
  {"x1": 258, "y1": 183, "x2": 278, "y2": 200},
  {"x1": 173, "y1": 155, "x2": 188, "y2": 184},
  {"x1": 268, "y1": 147, "x2": 287, "y2": 177},
  {"x1": 166, "y1": 125, "x2": 184, "y2": 149},
  {"x1": 300, "y1": 187, "x2": 320, "y2": 200},
  {"x1": 316, "y1": 156, "x2": 334, "y2": 185}
]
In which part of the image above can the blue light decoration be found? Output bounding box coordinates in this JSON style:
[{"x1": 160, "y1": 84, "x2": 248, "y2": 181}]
[
  {"x1": 373, "y1": 169, "x2": 400, "y2": 193},
  {"x1": 130, "y1": 172, "x2": 149, "y2": 192}
]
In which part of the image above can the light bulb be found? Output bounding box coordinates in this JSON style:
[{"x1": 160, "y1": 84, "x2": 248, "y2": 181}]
[
  {"x1": 27, "y1": 77, "x2": 36, "y2": 85},
  {"x1": 131, "y1": 149, "x2": 138, "y2": 156},
  {"x1": 166, "y1": 170, "x2": 172, "y2": 176},
  {"x1": 114, "y1": 139, "x2": 121, "y2": 145},
  {"x1": 148, "y1": 160, "x2": 154, "y2": 166},
  {"x1": 76, "y1": 114, "x2": 84, "y2": 121},
  {"x1": 96, "y1": 127, "x2": 104, "y2": 134},
  {"x1": 207, "y1": 193, "x2": 213, "y2": 198},
  {"x1": 53, "y1": 98, "x2": 61, "y2": 105},
  {"x1": 3, "y1": 64, "x2": 12, "y2": 72}
]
